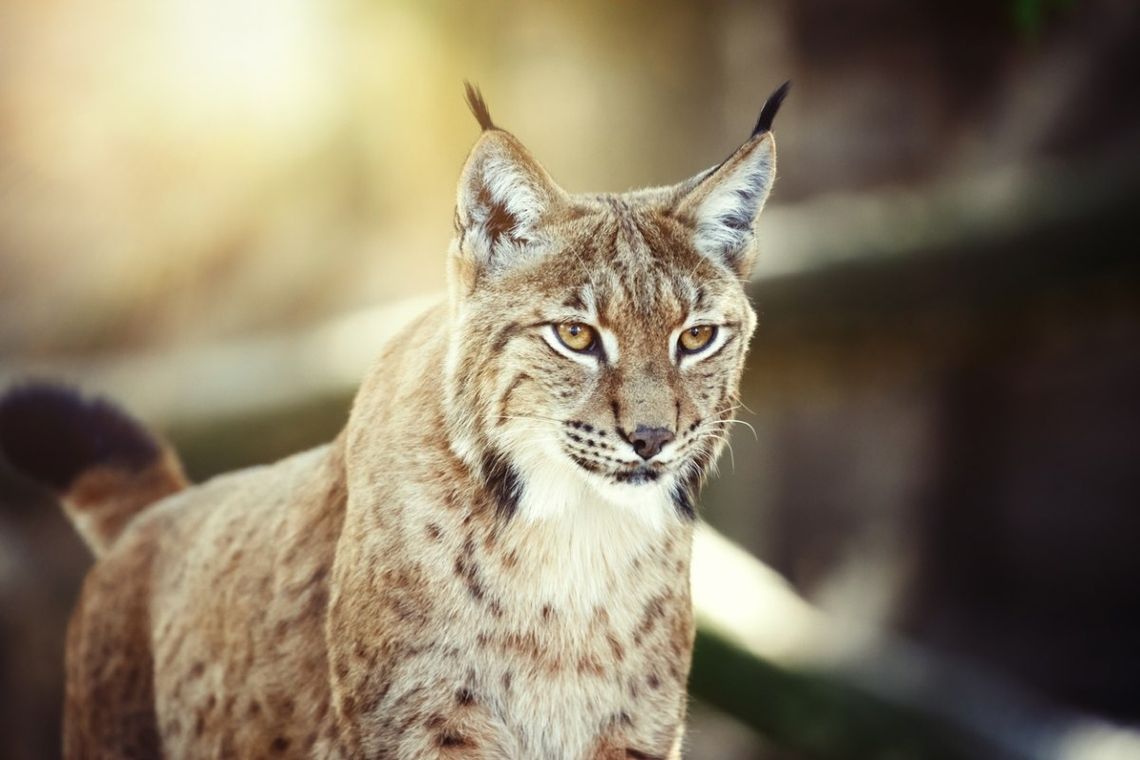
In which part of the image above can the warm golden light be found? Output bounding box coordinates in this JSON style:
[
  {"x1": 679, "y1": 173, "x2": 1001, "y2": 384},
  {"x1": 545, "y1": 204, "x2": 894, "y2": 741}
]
[{"x1": 157, "y1": 0, "x2": 336, "y2": 135}]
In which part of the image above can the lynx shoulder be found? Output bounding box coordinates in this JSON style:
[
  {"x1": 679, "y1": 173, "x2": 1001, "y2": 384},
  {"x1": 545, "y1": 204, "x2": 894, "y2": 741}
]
[{"x1": 0, "y1": 81, "x2": 788, "y2": 759}]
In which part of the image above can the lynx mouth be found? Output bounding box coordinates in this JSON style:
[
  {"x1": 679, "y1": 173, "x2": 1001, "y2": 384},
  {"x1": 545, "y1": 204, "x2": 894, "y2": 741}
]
[
  {"x1": 565, "y1": 450, "x2": 666, "y2": 486},
  {"x1": 560, "y1": 421, "x2": 679, "y2": 486}
]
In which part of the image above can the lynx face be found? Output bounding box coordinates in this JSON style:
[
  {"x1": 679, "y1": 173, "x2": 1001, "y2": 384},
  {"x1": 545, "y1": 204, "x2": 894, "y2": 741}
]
[{"x1": 444, "y1": 90, "x2": 778, "y2": 529}]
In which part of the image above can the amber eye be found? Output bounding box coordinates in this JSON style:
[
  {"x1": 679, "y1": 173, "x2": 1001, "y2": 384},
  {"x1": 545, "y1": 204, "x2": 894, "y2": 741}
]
[
  {"x1": 679, "y1": 325, "x2": 717, "y2": 354},
  {"x1": 556, "y1": 322, "x2": 597, "y2": 353}
]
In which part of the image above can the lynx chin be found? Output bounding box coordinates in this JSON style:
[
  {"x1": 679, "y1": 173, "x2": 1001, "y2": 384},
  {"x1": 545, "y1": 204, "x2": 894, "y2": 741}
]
[{"x1": 0, "y1": 81, "x2": 789, "y2": 759}]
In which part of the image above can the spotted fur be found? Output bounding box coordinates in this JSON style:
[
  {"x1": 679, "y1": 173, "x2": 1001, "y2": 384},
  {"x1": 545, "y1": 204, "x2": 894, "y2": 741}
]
[{"x1": 4, "y1": 83, "x2": 786, "y2": 758}]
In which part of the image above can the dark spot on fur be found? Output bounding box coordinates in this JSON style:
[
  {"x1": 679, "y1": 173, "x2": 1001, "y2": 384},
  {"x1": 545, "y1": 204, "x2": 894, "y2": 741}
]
[
  {"x1": 270, "y1": 736, "x2": 290, "y2": 754},
  {"x1": 454, "y1": 551, "x2": 486, "y2": 602},
  {"x1": 563, "y1": 291, "x2": 586, "y2": 310},
  {"x1": 669, "y1": 475, "x2": 698, "y2": 520},
  {"x1": 438, "y1": 731, "x2": 474, "y2": 748},
  {"x1": 456, "y1": 687, "x2": 475, "y2": 706},
  {"x1": 608, "y1": 632, "x2": 625, "y2": 662},
  {"x1": 306, "y1": 565, "x2": 327, "y2": 587},
  {"x1": 481, "y1": 450, "x2": 522, "y2": 519},
  {"x1": 578, "y1": 655, "x2": 604, "y2": 677},
  {"x1": 570, "y1": 454, "x2": 602, "y2": 473}
]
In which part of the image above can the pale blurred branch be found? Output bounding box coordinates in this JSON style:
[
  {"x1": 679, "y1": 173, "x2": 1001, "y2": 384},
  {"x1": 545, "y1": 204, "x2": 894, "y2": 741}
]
[{"x1": 753, "y1": 152, "x2": 1139, "y2": 283}]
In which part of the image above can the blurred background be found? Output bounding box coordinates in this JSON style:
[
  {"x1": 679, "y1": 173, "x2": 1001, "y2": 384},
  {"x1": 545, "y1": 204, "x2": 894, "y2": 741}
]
[{"x1": 2, "y1": 0, "x2": 1140, "y2": 757}]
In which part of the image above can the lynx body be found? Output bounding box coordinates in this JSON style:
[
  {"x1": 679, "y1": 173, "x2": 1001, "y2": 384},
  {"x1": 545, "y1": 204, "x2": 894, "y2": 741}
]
[{"x1": 0, "y1": 83, "x2": 787, "y2": 759}]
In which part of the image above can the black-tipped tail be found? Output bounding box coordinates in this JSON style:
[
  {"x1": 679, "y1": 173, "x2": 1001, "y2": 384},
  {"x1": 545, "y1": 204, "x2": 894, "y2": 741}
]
[
  {"x1": 751, "y1": 80, "x2": 791, "y2": 137},
  {"x1": 464, "y1": 81, "x2": 496, "y2": 132},
  {"x1": 0, "y1": 383, "x2": 158, "y2": 492},
  {"x1": 0, "y1": 382, "x2": 186, "y2": 554}
]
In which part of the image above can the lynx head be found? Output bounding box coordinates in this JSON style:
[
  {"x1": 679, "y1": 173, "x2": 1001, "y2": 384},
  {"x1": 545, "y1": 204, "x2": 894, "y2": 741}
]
[{"x1": 444, "y1": 83, "x2": 788, "y2": 529}]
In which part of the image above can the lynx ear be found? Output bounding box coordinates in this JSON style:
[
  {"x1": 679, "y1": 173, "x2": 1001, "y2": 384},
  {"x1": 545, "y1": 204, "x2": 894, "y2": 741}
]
[
  {"x1": 453, "y1": 86, "x2": 567, "y2": 281},
  {"x1": 673, "y1": 82, "x2": 789, "y2": 278}
]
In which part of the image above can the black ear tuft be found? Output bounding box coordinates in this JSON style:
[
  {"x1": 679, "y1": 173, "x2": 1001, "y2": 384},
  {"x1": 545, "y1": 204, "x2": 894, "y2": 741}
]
[
  {"x1": 464, "y1": 81, "x2": 496, "y2": 132},
  {"x1": 750, "y1": 80, "x2": 791, "y2": 138}
]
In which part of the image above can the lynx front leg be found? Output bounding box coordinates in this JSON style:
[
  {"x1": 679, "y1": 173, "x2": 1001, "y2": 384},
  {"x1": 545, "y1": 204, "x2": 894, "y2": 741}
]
[
  {"x1": 666, "y1": 723, "x2": 684, "y2": 759},
  {"x1": 392, "y1": 717, "x2": 518, "y2": 760},
  {"x1": 590, "y1": 744, "x2": 670, "y2": 760},
  {"x1": 588, "y1": 720, "x2": 684, "y2": 760},
  {"x1": 370, "y1": 709, "x2": 521, "y2": 760},
  {"x1": 331, "y1": 678, "x2": 521, "y2": 759},
  {"x1": 63, "y1": 558, "x2": 161, "y2": 759}
]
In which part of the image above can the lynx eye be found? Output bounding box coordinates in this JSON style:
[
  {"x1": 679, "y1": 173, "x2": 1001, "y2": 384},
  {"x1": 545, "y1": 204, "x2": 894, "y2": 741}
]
[
  {"x1": 679, "y1": 325, "x2": 717, "y2": 354},
  {"x1": 556, "y1": 322, "x2": 597, "y2": 353}
]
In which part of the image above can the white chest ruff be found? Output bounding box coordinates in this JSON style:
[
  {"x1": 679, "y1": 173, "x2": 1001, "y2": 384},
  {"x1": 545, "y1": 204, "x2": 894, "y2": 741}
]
[{"x1": 469, "y1": 464, "x2": 689, "y2": 758}]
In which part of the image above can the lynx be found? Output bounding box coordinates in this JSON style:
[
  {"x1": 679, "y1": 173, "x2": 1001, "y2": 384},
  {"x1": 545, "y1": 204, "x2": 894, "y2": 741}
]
[{"x1": 0, "y1": 82, "x2": 788, "y2": 759}]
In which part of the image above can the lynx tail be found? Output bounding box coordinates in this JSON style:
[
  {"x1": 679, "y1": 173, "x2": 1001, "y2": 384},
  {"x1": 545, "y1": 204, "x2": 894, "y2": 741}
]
[{"x1": 0, "y1": 383, "x2": 187, "y2": 555}]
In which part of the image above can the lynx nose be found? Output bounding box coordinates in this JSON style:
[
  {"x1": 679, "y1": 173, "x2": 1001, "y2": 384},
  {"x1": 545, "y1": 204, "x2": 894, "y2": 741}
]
[{"x1": 629, "y1": 425, "x2": 675, "y2": 461}]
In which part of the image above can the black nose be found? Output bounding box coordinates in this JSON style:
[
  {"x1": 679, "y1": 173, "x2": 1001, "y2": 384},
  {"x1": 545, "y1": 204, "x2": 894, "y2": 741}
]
[{"x1": 629, "y1": 425, "x2": 675, "y2": 460}]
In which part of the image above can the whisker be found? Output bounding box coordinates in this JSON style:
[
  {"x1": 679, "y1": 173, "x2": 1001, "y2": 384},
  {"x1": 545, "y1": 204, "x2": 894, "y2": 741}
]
[
  {"x1": 694, "y1": 431, "x2": 735, "y2": 473},
  {"x1": 698, "y1": 418, "x2": 758, "y2": 441},
  {"x1": 496, "y1": 414, "x2": 564, "y2": 426},
  {"x1": 710, "y1": 403, "x2": 742, "y2": 416}
]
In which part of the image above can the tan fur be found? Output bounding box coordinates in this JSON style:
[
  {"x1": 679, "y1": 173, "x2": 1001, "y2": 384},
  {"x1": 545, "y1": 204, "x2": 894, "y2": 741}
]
[
  {"x1": 54, "y1": 88, "x2": 783, "y2": 758},
  {"x1": 64, "y1": 448, "x2": 187, "y2": 555}
]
